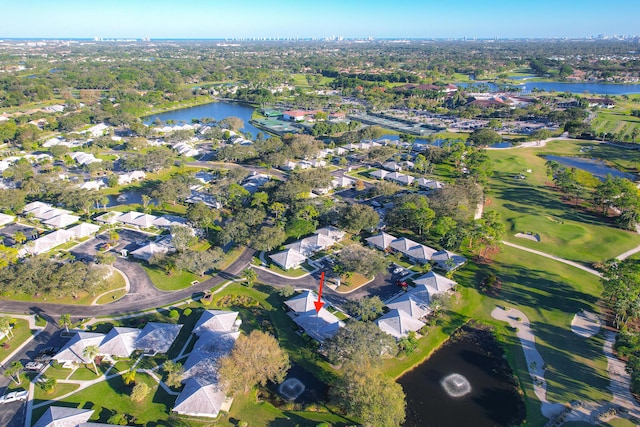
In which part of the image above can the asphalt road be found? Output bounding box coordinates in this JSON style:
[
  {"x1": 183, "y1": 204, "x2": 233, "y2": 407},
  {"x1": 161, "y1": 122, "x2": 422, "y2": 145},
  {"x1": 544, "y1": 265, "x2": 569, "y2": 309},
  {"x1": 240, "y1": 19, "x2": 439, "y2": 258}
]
[{"x1": 0, "y1": 246, "x2": 255, "y2": 319}]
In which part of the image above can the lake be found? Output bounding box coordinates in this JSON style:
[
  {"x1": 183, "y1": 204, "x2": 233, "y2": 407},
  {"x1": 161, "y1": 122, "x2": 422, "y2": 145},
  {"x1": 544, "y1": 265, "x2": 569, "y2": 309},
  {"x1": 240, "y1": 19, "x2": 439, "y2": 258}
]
[
  {"x1": 143, "y1": 101, "x2": 265, "y2": 138},
  {"x1": 398, "y1": 325, "x2": 524, "y2": 427},
  {"x1": 544, "y1": 155, "x2": 637, "y2": 181},
  {"x1": 459, "y1": 81, "x2": 640, "y2": 95}
]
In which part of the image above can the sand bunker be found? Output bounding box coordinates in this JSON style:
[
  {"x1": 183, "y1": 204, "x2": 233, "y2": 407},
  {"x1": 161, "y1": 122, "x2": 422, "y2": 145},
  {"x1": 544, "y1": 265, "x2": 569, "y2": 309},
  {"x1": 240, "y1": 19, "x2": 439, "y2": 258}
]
[{"x1": 571, "y1": 310, "x2": 601, "y2": 338}]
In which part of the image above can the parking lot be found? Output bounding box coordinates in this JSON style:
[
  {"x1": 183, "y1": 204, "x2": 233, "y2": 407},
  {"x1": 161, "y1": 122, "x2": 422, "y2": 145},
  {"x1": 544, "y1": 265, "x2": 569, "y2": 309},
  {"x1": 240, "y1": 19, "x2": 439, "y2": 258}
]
[{"x1": 69, "y1": 228, "x2": 156, "y2": 262}]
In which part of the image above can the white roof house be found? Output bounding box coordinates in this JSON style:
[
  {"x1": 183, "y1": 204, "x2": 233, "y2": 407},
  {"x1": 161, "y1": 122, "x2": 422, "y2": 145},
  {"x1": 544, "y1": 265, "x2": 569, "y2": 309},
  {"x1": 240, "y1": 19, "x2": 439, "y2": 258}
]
[
  {"x1": 417, "y1": 178, "x2": 444, "y2": 190},
  {"x1": 116, "y1": 211, "x2": 158, "y2": 228},
  {"x1": 387, "y1": 285, "x2": 432, "y2": 320},
  {"x1": 152, "y1": 215, "x2": 187, "y2": 229},
  {"x1": 173, "y1": 377, "x2": 232, "y2": 418},
  {"x1": 383, "y1": 161, "x2": 403, "y2": 172},
  {"x1": 413, "y1": 271, "x2": 457, "y2": 295},
  {"x1": 131, "y1": 241, "x2": 173, "y2": 261},
  {"x1": 66, "y1": 223, "x2": 101, "y2": 239},
  {"x1": 95, "y1": 211, "x2": 122, "y2": 224},
  {"x1": 117, "y1": 171, "x2": 146, "y2": 185},
  {"x1": 432, "y1": 250, "x2": 467, "y2": 271},
  {"x1": 385, "y1": 172, "x2": 414, "y2": 186},
  {"x1": 285, "y1": 233, "x2": 335, "y2": 257},
  {"x1": 33, "y1": 407, "x2": 95, "y2": 427},
  {"x1": 53, "y1": 332, "x2": 106, "y2": 366},
  {"x1": 389, "y1": 237, "x2": 435, "y2": 263},
  {"x1": 135, "y1": 322, "x2": 182, "y2": 354},
  {"x1": 269, "y1": 248, "x2": 307, "y2": 270},
  {"x1": 369, "y1": 169, "x2": 389, "y2": 180},
  {"x1": 315, "y1": 226, "x2": 345, "y2": 243},
  {"x1": 70, "y1": 152, "x2": 102, "y2": 166},
  {"x1": 365, "y1": 232, "x2": 397, "y2": 251},
  {"x1": 99, "y1": 327, "x2": 141, "y2": 358},
  {"x1": 35, "y1": 208, "x2": 72, "y2": 221},
  {"x1": 376, "y1": 308, "x2": 426, "y2": 339},
  {"x1": 193, "y1": 310, "x2": 241, "y2": 336},
  {"x1": 174, "y1": 310, "x2": 240, "y2": 418},
  {"x1": 0, "y1": 213, "x2": 15, "y2": 227},
  {"x1": 331, "y1": 176, "x2": 356, "y2": 189},
  {"x1": 21, "y1": 229, "x2": 75, "y2": 255},
  {"x1": 43, "y1": 213, "x2": 80, "y2": 229},
  {"x1": 285, "y1": 291, "x2": 324, "y2": 314},
  {"x1": 292, "y1": 309, "x2": 344, "y2": 342}
]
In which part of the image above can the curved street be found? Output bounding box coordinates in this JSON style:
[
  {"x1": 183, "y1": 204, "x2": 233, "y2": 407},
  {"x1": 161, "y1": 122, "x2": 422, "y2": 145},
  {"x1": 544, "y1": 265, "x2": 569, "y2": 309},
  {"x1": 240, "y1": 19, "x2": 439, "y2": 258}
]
[{"x1": 0, "y1": 247, "x2": 256, "y2": 320}]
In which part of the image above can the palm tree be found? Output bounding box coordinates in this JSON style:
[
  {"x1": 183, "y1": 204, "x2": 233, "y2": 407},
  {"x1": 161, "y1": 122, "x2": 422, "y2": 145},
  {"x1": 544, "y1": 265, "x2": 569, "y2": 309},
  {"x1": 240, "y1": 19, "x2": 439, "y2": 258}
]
[
  {"x1": 59, "y1": 314, "x2": 72, "y2": 335},
  {"x1": 0, "y1": 316, "x2": 14, "y2": 339},
  {"x1": 13, "y1": 231, "x2": 26, "y2": 245},
  {"x1": 242, "y1": 268, "x2": 257, "y2": 288},
  {"x1": 83, "y1": 345, "x2": 100, "y2": 375},
  {"x1": 4, "y1": 361, "x2": 23, "y2": 385},
  {"x1": 141, "y1": 194, "x2": 152, "y2": 214}
]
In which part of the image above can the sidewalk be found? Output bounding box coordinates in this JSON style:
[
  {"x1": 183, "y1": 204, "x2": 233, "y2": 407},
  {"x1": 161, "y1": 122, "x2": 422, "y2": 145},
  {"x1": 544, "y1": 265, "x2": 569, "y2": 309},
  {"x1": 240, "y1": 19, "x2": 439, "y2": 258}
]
[{"x1": 0, "y1": 315, "x2": 46, "y2": 367}]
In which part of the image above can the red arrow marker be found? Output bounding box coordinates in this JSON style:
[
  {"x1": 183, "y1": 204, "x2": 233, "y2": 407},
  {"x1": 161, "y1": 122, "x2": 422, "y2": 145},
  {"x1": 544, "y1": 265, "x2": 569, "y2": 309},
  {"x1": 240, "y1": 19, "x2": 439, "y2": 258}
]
[{"x1": 314, "y1": 271, "x2": 325, "y2": 313}]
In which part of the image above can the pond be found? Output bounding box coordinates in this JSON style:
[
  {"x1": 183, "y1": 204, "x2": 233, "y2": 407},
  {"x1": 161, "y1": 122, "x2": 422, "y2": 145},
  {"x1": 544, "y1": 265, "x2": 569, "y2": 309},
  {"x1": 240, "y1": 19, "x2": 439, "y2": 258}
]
[
  {"x1": 269, "y1": 362, "x2": 329, "y2": 405},
  {"x1": 143, "y1": 101, "x2": 265, "y2": 138},
  {"x1": 544, "y1": 155, "x2": 636, "y2": 181},
  {"x1": 458, "y1": 81, "x2": 640, "y2": 95},
  {"x1": 398, "y1": 325, "x2": 525, "y2": 427}
]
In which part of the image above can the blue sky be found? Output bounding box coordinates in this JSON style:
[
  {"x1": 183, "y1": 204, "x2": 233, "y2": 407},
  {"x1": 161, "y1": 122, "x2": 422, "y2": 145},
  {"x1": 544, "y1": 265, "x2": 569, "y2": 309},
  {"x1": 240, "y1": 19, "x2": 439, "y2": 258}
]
[{"x1": 3, "y1": 0, "x2": 638, "y2": 39}]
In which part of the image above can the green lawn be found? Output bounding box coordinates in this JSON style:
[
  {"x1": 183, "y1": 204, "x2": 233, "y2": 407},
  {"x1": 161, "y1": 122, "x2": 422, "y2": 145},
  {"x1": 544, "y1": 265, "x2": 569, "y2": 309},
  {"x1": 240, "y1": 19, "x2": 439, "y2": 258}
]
[
  {"x1": 31, "y1": 372, "x2": 176, "y2": 426},
  {"x1": 0, "y1": 319, "x2": 33, "y2": 361},
  {"x1": 486, "y1": 139, "x2": 640, "y2": 264},
  {"x1": 142, "y1": 264, "x2": 208, "y2": 291},
  {"x1": 33, "y1": 382, "x2": 80, "y2": 401}
]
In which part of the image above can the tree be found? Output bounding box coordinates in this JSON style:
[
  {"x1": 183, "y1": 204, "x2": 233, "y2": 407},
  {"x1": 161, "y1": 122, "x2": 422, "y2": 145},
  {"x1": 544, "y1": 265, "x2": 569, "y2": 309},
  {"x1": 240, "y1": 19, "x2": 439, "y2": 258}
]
[
  {"x1": 4, "y1": 361, "x2": 23, "y2": 385},
  {"x1": 252, "y1": 225, "x2": 286, "y2": 252},
  {"x1": 13, "y1": 231, "x2": 26, "y2": 245},
  {"x1": 59, "y1": 313, "x2": 72, "y2": 335},
  {"x1": 339, "y1": 204, "x2": 380, "y2": 234},
  {"x1": 130, "y1": 382, "x2": 150, "y2": 402},
  {"x1": 277, "y1": 285, "x2": 296, "y2": 298},
  {"x1": 469, "y1": 128, "x2": 502, "y2": 146},
  {"x1": 286, "y1": 218, "x2": 316, "y2": 239},
  {"x1": 602, "y1": 259, "x2": 640, "y2": 329},
  {"x1": 175, "y1": 248, "x2": 225, "y2": 277},
  {"x1": 324, "y1": 321, "x2": 397, "y2": 365},
  {"x1": 349, "y1": 296, "x2": 384, "y2": 321},
  {"x1": 186, "y1": 202, "x2": 220, "y2": 237},
  {"x1": 219, "y1": 116, "x2": 244, "y2": 131},
  {"x1": 163, "y1": 360, "x2": 184, "y2": 388},
  {"x1": 270, "y1": 202, "x2": 286, "y2": 221},
  {"x1": 170, "y1": 225, "x2": 196, "y2": 252},
  {"x1": 95, "y1": 251, "x2": 116, "y2": 265},
  {"x1": 123, "y1": 369, "x2": 136, "y2": 385},
  {"x1": 0, "y1": 244, "x2": 18, "y2": 269},
  {"x1": 83, "y1": 345, "x2": 100, "y2": 375},
  {"x1": 336, "y1": 244, "x2": 387, "y2": 278},
  {"x1": 242, "y1": 268, "x2": 257, "y2": 287},
  {"x1": 386, "y1": 194, "x2": 435, "y2": 235},
  {"x1": 218, "y1": 330, "x2": 290, "y2": 395},
  {"x1": 331, "y1": 361, "x2": 406, "y2": 427},
  {"x1": 141, "y1": 194, "x2": 152, "y2": 213}
]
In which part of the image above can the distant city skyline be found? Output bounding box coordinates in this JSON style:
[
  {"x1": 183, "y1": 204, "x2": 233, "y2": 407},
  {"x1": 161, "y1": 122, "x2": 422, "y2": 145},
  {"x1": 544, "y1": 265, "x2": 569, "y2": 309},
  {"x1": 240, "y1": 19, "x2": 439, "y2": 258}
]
[{"x1": 2, "y1": 0, "x2": 639, "y2": 40}]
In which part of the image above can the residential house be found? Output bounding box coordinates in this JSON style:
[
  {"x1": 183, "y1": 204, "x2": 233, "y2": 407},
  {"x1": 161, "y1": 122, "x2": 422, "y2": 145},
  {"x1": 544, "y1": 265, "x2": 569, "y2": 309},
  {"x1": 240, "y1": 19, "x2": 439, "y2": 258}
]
[
  {"x1": 135, "y1": 322, "x2": 183, "y2": 354},
  {"x1": 269, "y1": 248, "x2": 307, "y2": 271},
  {"x1": 285, "y1": 233, "x2": 335, "y2": 257},
  {"x1": 98, "y1": 327, "x2": 141, "y2": 359},
  {"x1": 389, "y1": 237, "x2": 436, "y2": 263},
  {"x1": 413, "y1": 271, "x2": 457, "y2": 295},
  {"x1": 66, "y1": 223, "x2": 101, "y2": 239},
  {"x1": 53, "y1": 332, "x2": 106, "y2": 367},
  {"x1": 386, "y1": 285, "x2": 432, "y2": 320},
  {"x1": 376, "y1": 308, "x2": 426, "y2": 339},
  {"x1": 284, "y1": 291, "x2": 344, "y2": 342},
  {"x1": 131, "y1": 240, "x2": 175, "y2": 261},
  {"x1": 369, "y1": 169, "x2": 389, "y2": 180},
  {"x1": 32, "y1": 407, "x2": 121, "y2": 427},
  {"x1": 365, "y1": 232, "x2": 397, "y2": 251},
  {"x1": 431, "y1": 250, "x2": 467, "y2": 271},
  {"x1": 43, "y1": 213, "x2": 80, "y2": 229}
]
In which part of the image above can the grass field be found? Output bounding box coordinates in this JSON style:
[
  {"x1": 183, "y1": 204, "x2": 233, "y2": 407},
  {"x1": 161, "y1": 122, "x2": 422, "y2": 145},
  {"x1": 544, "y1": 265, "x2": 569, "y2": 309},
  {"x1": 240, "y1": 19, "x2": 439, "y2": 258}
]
[
  {"x1": 486, "y1": 139, "x2": 640, "y2": 264},
  {"x1": 592, "y1": 96, "x2": 640, "y2": 142},
  {"x1": 0, "y1": 319, "x2": 33, "y2": 361},
  {"x1": 142, "y1": 264, "x2": 208, "y2": 291}
]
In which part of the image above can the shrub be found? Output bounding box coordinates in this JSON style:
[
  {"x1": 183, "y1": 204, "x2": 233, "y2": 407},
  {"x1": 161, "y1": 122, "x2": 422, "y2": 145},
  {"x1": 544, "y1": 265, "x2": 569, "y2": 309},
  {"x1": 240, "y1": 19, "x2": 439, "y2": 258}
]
[
  {"x1": 183, "y1": 308, "x2": 192, "y2": 317},
  {"x1": 168, "y1": 309, "x2": 179, "y2": 320},
  {"x1": 130, "y1": 382, "x2": 150, "y2": 402}
]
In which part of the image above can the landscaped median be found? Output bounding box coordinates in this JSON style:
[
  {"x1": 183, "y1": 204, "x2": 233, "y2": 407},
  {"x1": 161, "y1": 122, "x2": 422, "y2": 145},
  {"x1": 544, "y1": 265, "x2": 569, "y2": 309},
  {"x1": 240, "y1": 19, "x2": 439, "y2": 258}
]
[{"x1": 334, "y1": 272, "x2": 373, "y2": 293}]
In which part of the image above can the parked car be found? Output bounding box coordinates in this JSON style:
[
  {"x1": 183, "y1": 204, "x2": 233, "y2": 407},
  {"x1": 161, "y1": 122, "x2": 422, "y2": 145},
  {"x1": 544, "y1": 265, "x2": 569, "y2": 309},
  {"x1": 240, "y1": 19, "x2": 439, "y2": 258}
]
[
  {"x1": 0, "y1": 390, "x2": 28, "y2": 404},
  {"x1": 24, "y1": 361, "x2": 44, "y2": 372},
  {"x1": 393, "y1": 267, "x2": 404, "y2": 274}
]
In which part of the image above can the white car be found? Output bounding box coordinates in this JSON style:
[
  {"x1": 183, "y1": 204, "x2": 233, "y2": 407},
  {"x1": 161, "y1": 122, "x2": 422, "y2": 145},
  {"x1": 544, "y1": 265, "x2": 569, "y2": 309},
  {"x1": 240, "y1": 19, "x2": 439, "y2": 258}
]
[
  {"x1": 0, "y1": 390, "x2": 28, "y2": 404},
  {"x1": 393, "y1": 267, "x2": 404, "y2": 274}
]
